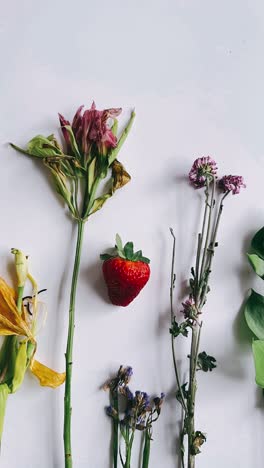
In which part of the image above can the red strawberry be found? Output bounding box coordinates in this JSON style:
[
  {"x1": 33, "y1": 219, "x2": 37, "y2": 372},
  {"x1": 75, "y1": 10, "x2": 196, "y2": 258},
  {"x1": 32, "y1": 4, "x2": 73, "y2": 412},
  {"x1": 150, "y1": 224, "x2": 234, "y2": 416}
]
[{"x1": 101, "y1": 234, "x2": 150, "y2": 306}]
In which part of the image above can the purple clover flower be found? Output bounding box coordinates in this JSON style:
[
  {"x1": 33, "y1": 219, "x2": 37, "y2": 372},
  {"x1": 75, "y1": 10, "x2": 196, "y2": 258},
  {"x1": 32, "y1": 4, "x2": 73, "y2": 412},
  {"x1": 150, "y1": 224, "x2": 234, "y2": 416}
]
[
  {"x1": 218, "y1": 175, "x2": 246, "y2": 195},
  {"x1": 181, "y1": 297, "x2": 198, "y2": 319},
  {"x1": 189, "y1": 157, "x2": 218, "y2": 189}
]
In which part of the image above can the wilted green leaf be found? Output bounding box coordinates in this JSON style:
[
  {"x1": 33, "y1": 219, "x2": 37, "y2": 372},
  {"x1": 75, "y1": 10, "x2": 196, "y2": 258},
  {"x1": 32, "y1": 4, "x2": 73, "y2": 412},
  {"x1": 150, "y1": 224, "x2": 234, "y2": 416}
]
[
  {"x1": 108, "y1": 110, "x2": 136, "y2": 165},
  {"x1": 27, "y1": 135, "x2": 62, "y2": 158},
  {"x1": 112, "y1": 160, "x2": 131, "y2": 192},
  {"x1": 244, "y1": 289, "x2": 264, "y2": 339},
  {"x1": 89, "y1": 194, "x2": 111, "y2": 216},
  {"x1": 64, "y1": 125, "x2": 81, "y2": 159},
  {"x1": 252, "y1": 340, "x2": 264, "y2": 387},
  {"x1": 48, "y1": 166, "x2": 76, "y2": 216},
  {"x1": 11, "y1": 341, "x2": 27, "y2": 393},
  {"x1": 0, "y1": 384, "x2": 9, "y2": 439},
  {"x1": 252, "y1": 227, "x2": 264, "y2": 260},
  {"x1": 247, "y1": 254, "x2": 264, "y2": 279},
  {"x1": 111, "y1": 118, "x2": 118, "y2": 137}
]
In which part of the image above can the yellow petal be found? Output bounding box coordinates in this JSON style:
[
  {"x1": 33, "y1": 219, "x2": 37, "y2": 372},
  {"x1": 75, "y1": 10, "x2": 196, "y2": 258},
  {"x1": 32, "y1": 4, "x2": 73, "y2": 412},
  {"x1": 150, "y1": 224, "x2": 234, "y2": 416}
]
[
  {"x1": 0, "y1": 278, "x2": 32, "y2": 338},
  {"x1": 30, "y1": 359, "x2": 65, "y2": 388}
]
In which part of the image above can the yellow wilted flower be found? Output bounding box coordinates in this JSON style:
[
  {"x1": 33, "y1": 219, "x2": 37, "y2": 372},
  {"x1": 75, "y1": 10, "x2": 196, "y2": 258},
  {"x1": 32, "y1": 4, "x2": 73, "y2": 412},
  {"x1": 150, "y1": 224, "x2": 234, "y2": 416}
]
[
  {"x1": 0, "y1": 250, "x2": 65, "y2": 442},
  {"x1": 0, "y1": 277, "x2": 65, "y2": 389}
]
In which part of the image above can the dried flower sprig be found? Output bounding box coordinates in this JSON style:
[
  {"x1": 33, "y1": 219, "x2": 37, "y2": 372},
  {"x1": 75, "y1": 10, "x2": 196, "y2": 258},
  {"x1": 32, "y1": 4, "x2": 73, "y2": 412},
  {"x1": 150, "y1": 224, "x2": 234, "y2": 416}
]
[
  {"x1": 11, "y1": 102, "x2": 135, "y2": 468},
  {"x1": 170, "y1": 157, "x2": 245, "y2": 468},
  {"x1": 0, "y1": 249, "x2": 65, "y2": 445},
  {"x1": 103, "y1": 366, "x2": 164, "y2": 468}
]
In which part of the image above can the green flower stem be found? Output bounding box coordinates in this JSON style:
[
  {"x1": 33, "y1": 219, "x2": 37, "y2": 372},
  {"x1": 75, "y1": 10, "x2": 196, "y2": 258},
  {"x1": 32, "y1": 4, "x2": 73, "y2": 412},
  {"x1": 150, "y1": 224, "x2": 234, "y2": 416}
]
[
  {"x1": 125, "y1": 431, "x2": 135, "y2": 468},
  {"x1": 196, "y1": 182, "x2": 210, "y2": 288},
  {"x1": 186, "y1": 184, "x2": 214, "y2": 468},
  {"x1": 169, "y1": 229, "x2": 187, "y2": 412},
  {"x1": 187, "y1": 324, "x2": 198, "y2": 468},
  {"x1": 199, "y1": 191, "x2": 229, "y2": 309},
  {"x1": 83, "y1": 177, "x2": 100, "y2": 219},
  {"x1": 64, "y1": 219, "x2": 85, "y2": 468},
  {"x1": 0, "y1": 384, "x2": 9, "y2": 442},
  {"x1": 17, "y1": 285, "x2": 24, "y2": 313},
  {"x1": 199, "y1": 179, "x2": 215, "y2": 288},
  {"x1": 112, "y1": 391, "x2": 119, "y2": 468},
  {"x1": 142, "y1": 431, "x2": 151, "y2": 468}
]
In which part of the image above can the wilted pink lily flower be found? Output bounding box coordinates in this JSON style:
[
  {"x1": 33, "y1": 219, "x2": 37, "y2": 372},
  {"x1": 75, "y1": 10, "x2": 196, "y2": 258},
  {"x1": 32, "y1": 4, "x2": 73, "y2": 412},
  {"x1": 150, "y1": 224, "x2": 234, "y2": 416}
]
[
  {"x1": 59, "y1": 101, "x2": 122, "y2": 157},
  {"x1": 218, "y1": 175, "x2": 246, "y2": 195},
  {"x1": 189, "y1": 157, "x2": 218, "y2": 189}
]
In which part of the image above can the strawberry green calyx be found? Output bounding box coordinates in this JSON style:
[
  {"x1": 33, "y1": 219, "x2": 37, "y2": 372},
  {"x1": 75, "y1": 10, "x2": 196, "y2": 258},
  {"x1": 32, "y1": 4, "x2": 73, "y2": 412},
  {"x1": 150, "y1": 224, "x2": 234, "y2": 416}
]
[{"x1": 100, "y1": 234, "x2": 150, "y2": 264}]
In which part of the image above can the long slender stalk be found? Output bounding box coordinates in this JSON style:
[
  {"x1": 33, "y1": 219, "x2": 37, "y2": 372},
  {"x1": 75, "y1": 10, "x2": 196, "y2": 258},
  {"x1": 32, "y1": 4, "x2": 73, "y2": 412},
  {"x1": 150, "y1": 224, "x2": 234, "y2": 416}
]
[
  {"x1": 199, "y1": 192, "x2": 229, "y2": 309},
  {"x1": 64, "y1": 219, "x2": 85, "y2": 468},
  {"x1": 142, "y1": 431, "x2": 151, "y2": 468},
  {"x1": 112, "y1": 390, "x2": 119, "y2": 468},
  {"x1": 187, "y1": 325, "x2": 198, "y2": 468},
  {"x1": 169, "y1": 229, "x2": 187, "y2": 412},
  {"x1": 199, "y1": 179, "x2": 215, "y2": 286},
  {"x1": 125, "y1": 431, "x2": 135, "y2": 468},
  {"x1": 187, "y1": 181, "x2": 216, "y2": 468}
]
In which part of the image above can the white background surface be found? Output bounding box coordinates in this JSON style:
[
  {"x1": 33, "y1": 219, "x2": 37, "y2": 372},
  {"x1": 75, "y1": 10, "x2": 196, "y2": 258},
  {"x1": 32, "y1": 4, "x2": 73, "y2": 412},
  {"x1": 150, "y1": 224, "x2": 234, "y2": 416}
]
[{"x1": 1, "y1": 1, "x2": 264, "y2": 467}]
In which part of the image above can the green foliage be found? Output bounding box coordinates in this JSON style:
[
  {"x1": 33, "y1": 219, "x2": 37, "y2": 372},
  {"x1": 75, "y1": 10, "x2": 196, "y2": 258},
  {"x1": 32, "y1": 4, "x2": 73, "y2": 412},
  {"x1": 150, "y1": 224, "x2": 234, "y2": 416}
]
[
  {"x1": 244, "y1": 227, "x2": 264, "y2": 389},
  {"x1": 251, "y1": 227, "x2": 264, "y2": 260},
  {"x1": 252, "y1": 340, "x2": 264, "y2": 387},
  {"x1": 170, "y1": 318, "x2": 191, "y2": 338},
  {"x1": 197, "y1": 351, "x2": 217, "y2": 372},
  {"x1": 244, "y1": 289, "x2": 264, "y2": 340},
  {"x1": 247, "y1": 254, "x2": 264, "y2": 279}
]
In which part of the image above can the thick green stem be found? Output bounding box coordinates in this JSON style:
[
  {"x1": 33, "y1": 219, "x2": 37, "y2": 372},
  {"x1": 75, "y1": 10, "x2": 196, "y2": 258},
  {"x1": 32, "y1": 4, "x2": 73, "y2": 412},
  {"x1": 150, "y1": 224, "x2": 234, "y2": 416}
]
[
  {"x1": 64, "y1": 219, "x2": 85, "y2": 468},
  {"x1": 125, "y1": 431, "x2": 135, "y2": 468},
  {"x1": 142, "y1": 431, "x2": 151, "y2": 468},
  {"x1": 16, "y1": 286, "x2": 24, "y2": 313},
  {"x1": 0, "y1": 384, "x2": 9, "y2": 442}
]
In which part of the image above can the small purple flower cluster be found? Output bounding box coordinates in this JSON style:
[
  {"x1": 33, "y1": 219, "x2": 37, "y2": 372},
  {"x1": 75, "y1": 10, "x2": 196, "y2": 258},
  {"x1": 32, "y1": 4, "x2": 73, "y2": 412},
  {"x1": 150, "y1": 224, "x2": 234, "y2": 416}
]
[
  {"x1": 104, "y1": 366, "x2": 165, "y2": 432},
  {"x1": 189, "y1": 157, "x2": 246, "y2": 195},
  {"x1": 218, "y1": 175, "x2": 246, "y2": 195},
  {"x1": 189, "y1": 157, "x2": 217, "y2": 188},
  {"x1": 102, "y1": 365, "x2": 133, "y2": 392},
  {"x1": 122, "y1": 390, "x2": 165, "y2": 431}
]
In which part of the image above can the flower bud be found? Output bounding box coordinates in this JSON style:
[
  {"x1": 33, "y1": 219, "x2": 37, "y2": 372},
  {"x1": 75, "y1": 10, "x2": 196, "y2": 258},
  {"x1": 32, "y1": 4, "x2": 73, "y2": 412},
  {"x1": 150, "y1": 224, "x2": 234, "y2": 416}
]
[{"x1": 11, "y1": 248, "x2": 28, "y2": 287}]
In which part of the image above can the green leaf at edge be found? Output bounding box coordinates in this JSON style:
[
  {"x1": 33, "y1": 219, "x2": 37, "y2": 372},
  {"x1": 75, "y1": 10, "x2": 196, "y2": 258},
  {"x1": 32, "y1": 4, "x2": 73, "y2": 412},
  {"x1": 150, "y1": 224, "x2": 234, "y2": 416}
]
[
  {"x1": 252, "y1": 340, "x2": 264, "y2": 387},
  {"x1": 244, "y1": 289, "x2": 264, "y2": 339},
  {"x1": 252, "y1": 227, "x2": 264, "y2": 260},
  {"x1": 247, "y1": 253, "x2": 264, "y2": 279}
]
